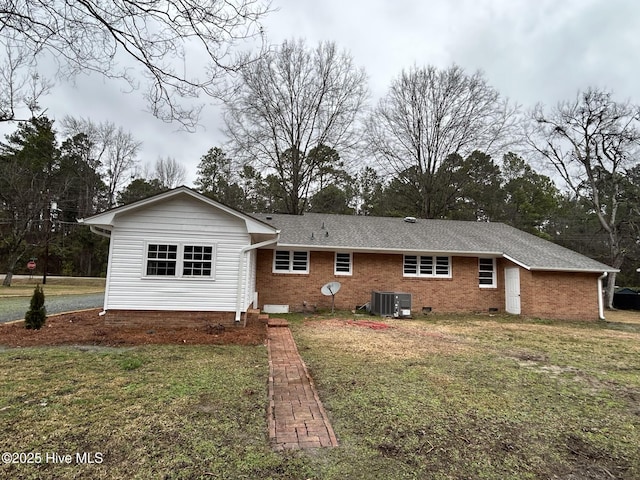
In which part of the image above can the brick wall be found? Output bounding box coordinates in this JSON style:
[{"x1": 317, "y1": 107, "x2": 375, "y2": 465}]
[
  {"x1": 255, "y1": 250, "x2": 504, "y2": 315},
  {"x1": 519, "y1": 270, "x2": 600, "y2": 321},
  {"x1": 255, "y1": 250, "x2": 602, "y2": 320}
]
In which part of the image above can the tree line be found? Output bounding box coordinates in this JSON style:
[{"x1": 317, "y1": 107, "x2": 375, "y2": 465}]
[
  {"x1": 200, "y1": 40, "x2": 640, "y2": 305},
  {"x1": 1, "y1": 3, "x2": 640, "y2": 306},
  {"x1": 0, "y1": 116, "x2": 185, "y2": 286}
]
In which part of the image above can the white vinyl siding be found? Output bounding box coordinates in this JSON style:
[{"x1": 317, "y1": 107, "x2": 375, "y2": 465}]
[
  {"x1": 334, "y1": 252, "x2": 352, "y2": 275},
  {"x1": 273, "y1": 250, "x2": 309, "y2": 273},
  {"x1": 479, "y1": 258, "x2": 497, "y2": 288},
  {"x1": 404, "y1": 255, "x2": 451, "y2": 278},
  {"x1": 104, "y1": 195, "x2": 252, "y2": 312}
]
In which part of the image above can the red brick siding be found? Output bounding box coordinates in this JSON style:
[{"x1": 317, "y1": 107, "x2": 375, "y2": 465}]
[
  {"x1": 518, "y1": 270, "x2": 600, "y2": 321},
  {"x1": 255, "y1": 250, "x2": 504, "y2": 314}
]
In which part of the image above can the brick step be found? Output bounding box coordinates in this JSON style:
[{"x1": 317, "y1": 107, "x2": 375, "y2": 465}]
[{"x1": 267, "y1": 318, "x2": 289, "y2": 328}]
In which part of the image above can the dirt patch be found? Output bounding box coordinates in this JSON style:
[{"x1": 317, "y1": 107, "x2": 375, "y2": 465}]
[
  {"x1": 300, "y1": 318, "x2": 469, "y2": 360},
  {"x1": 506, "y1": 349, "x2": 549, "y2": 363},
  {"x1": 563, "y1": 434, "x2": 631, "y2": 480},
  {"x1": 345, "y1": 320, "x2": 393, "y2": 330},
  {"x1": 0, "y1": 309, "x2": 266, "y2": 347}
]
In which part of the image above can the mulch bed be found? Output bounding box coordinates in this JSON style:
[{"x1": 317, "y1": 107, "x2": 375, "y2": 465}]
[{"x1": 0, "y1": 309, "x2": 267, "y2": 347}]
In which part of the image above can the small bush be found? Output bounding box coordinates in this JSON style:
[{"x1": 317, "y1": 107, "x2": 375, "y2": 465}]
[{"x1": 25, "y1": 284, "x2": 47, "y2": 330}]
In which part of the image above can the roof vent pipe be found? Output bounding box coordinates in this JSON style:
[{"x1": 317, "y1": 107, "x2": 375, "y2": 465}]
[{"x1": 404, "y1": 216, "x2": 417, "y2": 223}]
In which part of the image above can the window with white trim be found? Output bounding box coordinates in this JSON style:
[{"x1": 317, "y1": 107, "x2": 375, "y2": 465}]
[
  {"x1": 478, "y1": 258, "x2": 496, "y2": 288},
  {"x1": 334, "y1": 252, "x2": 352, "y2": 275},
  {"x1": 403, "y1": 255, "x2": 451, "y2": 278},
  {"x1": 146, "y1": 244, "x2": 178, "y2": 276},
  {"x1": 183, "y1": 245, "x2": 213, "y2": 276},
  {"x1": 145, "y1": 243, "x2": 215, "y2": 278},
  {"x1": 273, "y1": 250, "x2": 309, "y2": 273}
]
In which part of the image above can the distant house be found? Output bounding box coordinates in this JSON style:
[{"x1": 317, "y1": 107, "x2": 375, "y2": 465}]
[{"x1": 80, "y1": 186, "x2": 617, "y2": 325}]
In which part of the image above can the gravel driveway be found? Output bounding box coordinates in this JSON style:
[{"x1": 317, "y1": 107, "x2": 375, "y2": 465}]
[{"x1": 0, "y1": 293, "x2": 104, "y2": 323}]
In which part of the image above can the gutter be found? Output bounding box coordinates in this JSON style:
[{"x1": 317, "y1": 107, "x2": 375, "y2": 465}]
[
  {"x1": 275, "y1": 243, "x2": 503, "y2": 258},
  {"x1": 598, "y1": 272, "x2": 608, "y2": 321},
  {"x1": 89, "y1": 225, "x2": 112, "y2": 238},
  {"x1": 235, "y1": 234, "x2": 280, "y2": 323}
]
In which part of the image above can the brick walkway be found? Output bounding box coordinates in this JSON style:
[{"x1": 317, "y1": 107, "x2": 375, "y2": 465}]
[{"x1": 267, "y1": 319, "x2": 339, "y2": 450}]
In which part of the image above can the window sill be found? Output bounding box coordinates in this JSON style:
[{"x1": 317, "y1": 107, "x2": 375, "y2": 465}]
[
  {"x1": 271, "y1": 272, "x2": 310, "y2": 276},
  {"x1": 402, "y1": 276, "x2": 453, "y2": 280},
  {"x1": 141, "y1": 275, "x2": 216, "y2": 281}
]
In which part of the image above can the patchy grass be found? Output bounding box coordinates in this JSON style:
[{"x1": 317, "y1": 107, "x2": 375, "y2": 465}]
[
  {"x1": 1, "y1": 311, "x2": 640, "y2": 479},
  {"x1": 606, "y1": 309, "x2": 640, "y2": 325},
  {"x1": 0, "y1": 277, "x2": 105, "y2": 297},
  {"x1": 292, "y1": 312, "x2": 640, "y2": 479},
  {"x1": 0, "y1": 345, "x2": 315, "y2": 479}
]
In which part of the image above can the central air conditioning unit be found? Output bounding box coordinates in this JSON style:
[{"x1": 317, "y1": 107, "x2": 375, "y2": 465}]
[{"x1": 370, "y1": 291, "x2": 412, "y2": 318}]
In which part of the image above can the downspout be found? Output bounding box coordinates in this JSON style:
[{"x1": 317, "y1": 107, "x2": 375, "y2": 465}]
[
  {"x1": 88, "y1": 225, "x2": 112, "y2": 315},
  {"x1": 235, "y1": 235, "x2": 280, "y2": 323},
  {"x1": 598, "y1": 272, "x2": 608, "y2": 321}
]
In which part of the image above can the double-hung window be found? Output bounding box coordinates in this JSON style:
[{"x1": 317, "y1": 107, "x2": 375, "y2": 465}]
[
  {"x1": 334, "y1": 252, "x2": 352, "y2": 275},
  {"x1": 146, "y1": 244, "x2": 178, "y2": 276},
  {"x1": 478, "y1": 258, "x2": 496, "y2": 288},
  {"x1": 145, "y1": 243, "x2": 214, "y2": 278},
  {"x1": 403, "y1": 255, "x2": 451, "y2": 278},
  {"x1": 183, "y1": 245, "x2": 213, "y2": 277},
  {"x1": 273, "y1": 250, "x2": 309, "y2": 273}
]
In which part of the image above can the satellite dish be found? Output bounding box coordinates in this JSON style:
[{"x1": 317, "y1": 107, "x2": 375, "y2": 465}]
[
  {"x1": 321, "y1": 281, "x2": 341, "y2": 296},
  {"x1": 321, "y1": 281, "x2": 341, "y2": 314}
]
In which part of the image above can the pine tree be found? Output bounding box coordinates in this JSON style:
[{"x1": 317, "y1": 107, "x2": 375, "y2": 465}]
[{"x1": 25, "y1": 284, "x2": 47, "y2": 329}]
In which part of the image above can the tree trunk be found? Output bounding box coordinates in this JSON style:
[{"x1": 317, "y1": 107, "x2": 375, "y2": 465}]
[
  {"x1": 605, "y1": 271, "x2": 617, "y2": 310},
  {"x1": 2, "y1": 255, "x2": 20, "y2": 286}
]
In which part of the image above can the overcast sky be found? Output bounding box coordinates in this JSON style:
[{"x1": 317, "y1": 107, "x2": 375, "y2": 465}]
[{"x1": 3, "y1": 0, "x2": 639, "y2": 186}]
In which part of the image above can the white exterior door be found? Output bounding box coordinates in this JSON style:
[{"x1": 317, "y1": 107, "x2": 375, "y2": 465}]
[{"x1": 505, "y1": 267, "x2": 521, "y2": 314}]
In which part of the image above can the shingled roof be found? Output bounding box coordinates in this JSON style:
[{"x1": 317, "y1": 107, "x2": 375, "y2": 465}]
[{"x1": 255, "y1": 212, "x2": 616, "y2": 273}]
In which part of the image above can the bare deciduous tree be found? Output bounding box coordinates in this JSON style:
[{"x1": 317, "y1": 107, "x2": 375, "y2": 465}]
[
  {"x1": 527, "y1": 88, "x2": 640, "y2": 308},
  {"x1": 223, "y1": 39, "x2": 369, "y2": 214},
  {"x1": 154, "y1": 156, "x2": 186, "y2": 188},
  {"x1": 0, "y1": 38, "x2": 53, "y2": 122},
  {"x1": 365, "y1": 65, "x2": 519, "y2": 218},
  {"x1": 62, "y1": 117, "x2": 141, "y2": 207},
  {"x1": 1, "y1": 0, "x2": 271, "y2": 129}
]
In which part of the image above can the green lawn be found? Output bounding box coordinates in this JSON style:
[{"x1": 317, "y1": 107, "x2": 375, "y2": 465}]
[{"x1": 2, "y1": 312, "x2": 640, "y2": 479}]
